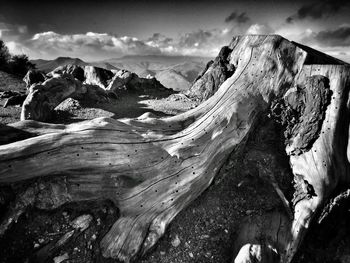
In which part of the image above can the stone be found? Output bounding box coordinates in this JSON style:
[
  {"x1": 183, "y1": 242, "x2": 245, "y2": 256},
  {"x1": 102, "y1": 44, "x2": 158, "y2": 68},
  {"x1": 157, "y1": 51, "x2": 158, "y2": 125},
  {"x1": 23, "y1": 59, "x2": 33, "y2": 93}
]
[
  {"x1": 186, "y1": 46, "x2": 235, "y2": 102},
  {"x1": 83, "y1": 65, "x2": 114, "y2": 88},
  {"x1": 53, "y1": 252, "x2": 69, "y2": 263},
  {"x1": 23, "y1": 70, "x2": 46, "y2": 87},
  {"x1": 171, "y1": 234, "x2": 181, "y2": 247},
  {"x1": 70, "y1": 214, "x2": 93, "y2": 232}
]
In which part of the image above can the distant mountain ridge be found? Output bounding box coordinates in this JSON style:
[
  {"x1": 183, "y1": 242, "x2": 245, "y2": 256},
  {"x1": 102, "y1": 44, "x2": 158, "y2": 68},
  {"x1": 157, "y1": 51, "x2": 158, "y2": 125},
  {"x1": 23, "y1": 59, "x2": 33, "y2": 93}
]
[
  {"x1": 31, "y1": 55, "x2": 213, "y2": 91},
  {"x1": 31, "y1": 57, "x2": 88, "y2": 73}
]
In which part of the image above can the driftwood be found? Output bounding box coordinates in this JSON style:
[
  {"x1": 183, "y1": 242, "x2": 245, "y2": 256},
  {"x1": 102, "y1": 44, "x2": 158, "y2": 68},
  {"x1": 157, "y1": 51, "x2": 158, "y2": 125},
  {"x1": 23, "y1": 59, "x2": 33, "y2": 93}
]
[{"x1": 1, "y1": 35, "x2": 350, "y2": 263}]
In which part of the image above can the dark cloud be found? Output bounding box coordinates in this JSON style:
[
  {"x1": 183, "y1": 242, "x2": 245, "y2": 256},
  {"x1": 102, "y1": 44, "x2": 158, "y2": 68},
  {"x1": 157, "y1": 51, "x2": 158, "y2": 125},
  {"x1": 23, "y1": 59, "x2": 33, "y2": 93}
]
[
  {"x1": 225, "y1": 12, "x2": 250, "y2": 24},
  {"x1": 178, "y1": 30, "x2": 213, "y2": 48},
  {"x1": 312, "y1": 26, "x2": 350, "y2": 47},
  {"x1": 286, "y1": 0, "x2": 349, "y2": 23},
  {"x1": 146, "y1": 33, "x2": 173, "y2": 46}
]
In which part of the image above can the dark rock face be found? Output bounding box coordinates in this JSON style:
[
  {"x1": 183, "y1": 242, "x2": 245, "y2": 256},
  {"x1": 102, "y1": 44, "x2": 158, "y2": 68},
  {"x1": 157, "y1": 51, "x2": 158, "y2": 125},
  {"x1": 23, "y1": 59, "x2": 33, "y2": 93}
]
[
  {"x1": 186, "y1": 46, "x2": 235, "y2": 102},
  {"x1": 271, "y1": 75, "x2": 332, "y2": 155},
  {"x1": 47, "y1": 65, "x2": 85, "y2": 82},
  {"x1": 83, "y1": 66, "x2": 114, "y2": 88},
  {"x1": 64, "y1": 65, "x2": 85, "y2": 82},
  {"x1": 3, "y1": 94, "x2": 27, "y2": 108},
  {"x1": 23, "y1": 70, "x2": 46, "y2": 88},
  {"x1": 1, "y1": 90, "x2": 27, "y2": 108}
]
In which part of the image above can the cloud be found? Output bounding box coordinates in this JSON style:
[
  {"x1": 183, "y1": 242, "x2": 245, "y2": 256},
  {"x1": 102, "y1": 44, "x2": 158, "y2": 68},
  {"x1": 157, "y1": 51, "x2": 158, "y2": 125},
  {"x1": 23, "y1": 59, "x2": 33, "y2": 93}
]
[
  {"x1": 246, "y1": 24, "x2": 274, "y2": 35},
  {"x1": 286, "y1": 0, "x2": 349, "y2": 23},
  {"x1": 225, "y1": 12, "x2": 250, "y2": 24},
  {"x1": 0, "y1": 21, "x2": 29, "y2": 41},
  {"x1": 175, "y1": 28, "x2": 235, "y2": 56},
  {"x1": 27, "y1": 31, "x2": 162, "y2": 60},
  {"x1": 6, "y1": 29, "x2": 234, "y2": 60},
  {"x1": 302, "y1": 26, "x2": 350, "y2": 47},
  {"x1": 145, "y1": 33, "x2": 173, "y2": 48}
]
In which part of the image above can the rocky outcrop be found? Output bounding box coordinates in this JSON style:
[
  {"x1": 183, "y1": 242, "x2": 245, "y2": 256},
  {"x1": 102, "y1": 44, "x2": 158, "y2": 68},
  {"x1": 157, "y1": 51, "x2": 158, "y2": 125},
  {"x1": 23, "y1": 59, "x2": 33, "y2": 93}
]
[
  {"x1": 0, "y1": 90, "x2": 27, "y2": 108},
  {"x1": 23, "y1": 70, "x2": 46, "y2": 88},
  {"x1": 107, "y1": 69, "x2": 168, "y2": 94},
  {"x1": 186, "y1": 46, "x2": 235, "y2": 102},
  {"x1": 83, "y1": 65, "x2": 114, "y2": 88},
  {"x1": 21, "y1": 75, "x2": 87, "y2": 121},
  {"x1": 47, "y1": 64, "x2": 85, "y2": 82},
  {"x1": 20, "y1": 66, "x2": 170, "y2": 121}
]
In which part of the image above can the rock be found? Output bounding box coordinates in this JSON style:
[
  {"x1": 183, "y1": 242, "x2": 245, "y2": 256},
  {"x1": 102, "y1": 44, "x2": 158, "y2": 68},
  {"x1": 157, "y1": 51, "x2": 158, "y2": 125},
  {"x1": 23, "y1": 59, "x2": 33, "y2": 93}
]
[
  {"x1": 237, "y1": 181, "x2": 245, "y2": 188},
  {"x1": 138, "y1": 112, "x2": 158, "y2": 120},
  {"x1": 234, "y1": 244, "x2": 279, "y2": 263},
  {"x1": 186, "y1": 46, "x2": 235, "y2": 102},
  {"x1": 23, "y1": 70, "x2": 46, "y2": 87},
  {"x1": 56, "y1": 230, "x2": 75, "y2": 247},
  {"x1": 0, "y1": 90, "x2": 23, "y2": 99},
  {"x1": 53, "y1": 252, "x2": 69, "y2": 263},
  {"x1": 55, "y1": 98, "x2": 82, "y2": 111},
  {"x1": 83, "y1": 65, "x2": 114, "y2": 88},
  {"x1": 3, "y1": 94, "x2": 27, "y2": 108},
  {"x1": 70, "y1": 214, "x2": 93, "y2": 232},
  {"x1": 189, "y1": 252, "x2": 194, "y2": 258},
  {"x1": 171, "y1": 234, "x2": 181, "y2": 247},
  {"x1": 160, "y1": 251, "x2": 166, "y2": 256},
  {"x1": 106, "y1": 69, "x2": 169, "y2": 94},
  {"x1": 47, "y1": 64, "x2": 85, "y2": 82}
]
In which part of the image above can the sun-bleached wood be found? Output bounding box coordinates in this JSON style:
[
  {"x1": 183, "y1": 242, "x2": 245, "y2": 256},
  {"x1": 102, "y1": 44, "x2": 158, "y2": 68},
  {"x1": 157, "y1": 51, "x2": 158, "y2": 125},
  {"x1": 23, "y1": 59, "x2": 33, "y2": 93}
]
[{"x1": 1, "y1": 35, "x2": 350, "y2": 263}]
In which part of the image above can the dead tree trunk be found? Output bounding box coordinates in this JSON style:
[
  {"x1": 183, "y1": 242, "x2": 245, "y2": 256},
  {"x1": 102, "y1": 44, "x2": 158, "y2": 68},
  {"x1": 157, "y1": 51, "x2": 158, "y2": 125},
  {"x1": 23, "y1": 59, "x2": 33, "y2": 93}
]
[{"x1": 1, "y1": 35, "x2": 350, "y2": 263}]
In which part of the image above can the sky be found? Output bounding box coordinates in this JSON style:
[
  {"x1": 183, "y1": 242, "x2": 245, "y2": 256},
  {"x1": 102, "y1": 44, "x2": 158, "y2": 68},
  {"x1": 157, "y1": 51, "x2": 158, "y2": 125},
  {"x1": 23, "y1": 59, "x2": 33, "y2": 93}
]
[{"x1": 1, "y1": 0, "x2": 350, "y2": 62}]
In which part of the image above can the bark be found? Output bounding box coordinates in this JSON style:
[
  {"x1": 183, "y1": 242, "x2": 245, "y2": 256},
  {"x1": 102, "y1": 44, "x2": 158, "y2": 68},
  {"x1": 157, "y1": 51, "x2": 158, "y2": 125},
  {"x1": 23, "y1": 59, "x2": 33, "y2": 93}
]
[{"x1": 0, "y1": 35, "x2": 350, "y2": 263}]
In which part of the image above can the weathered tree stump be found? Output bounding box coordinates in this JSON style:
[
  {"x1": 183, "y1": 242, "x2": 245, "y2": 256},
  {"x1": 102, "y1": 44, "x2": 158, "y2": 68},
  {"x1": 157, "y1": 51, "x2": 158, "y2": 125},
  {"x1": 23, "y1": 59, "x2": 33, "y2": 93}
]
[{"x1": 0, "y1": 35, "x2": 350, "y2": 263}]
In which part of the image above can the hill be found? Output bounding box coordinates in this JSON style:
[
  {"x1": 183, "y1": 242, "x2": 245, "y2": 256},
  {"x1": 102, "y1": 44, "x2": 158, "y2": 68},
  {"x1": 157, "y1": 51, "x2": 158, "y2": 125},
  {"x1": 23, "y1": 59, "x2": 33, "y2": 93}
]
[{"x1": 31, "y1": 57, "x2": 88, "y2": 73}]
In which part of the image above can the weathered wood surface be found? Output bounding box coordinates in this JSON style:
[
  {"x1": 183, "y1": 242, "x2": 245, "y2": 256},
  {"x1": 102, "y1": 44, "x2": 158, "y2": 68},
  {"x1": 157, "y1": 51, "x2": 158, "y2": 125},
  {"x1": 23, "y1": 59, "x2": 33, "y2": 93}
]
[{"x1": 1, "y1": 35, "x2": 350, "y2": 263}]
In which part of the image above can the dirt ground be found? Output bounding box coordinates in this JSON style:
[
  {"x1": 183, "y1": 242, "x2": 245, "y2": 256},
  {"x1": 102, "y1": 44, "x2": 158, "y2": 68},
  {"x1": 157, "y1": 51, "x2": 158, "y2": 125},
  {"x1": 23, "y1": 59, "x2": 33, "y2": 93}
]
[{"x1": 0, "y1": 78, "x2": 350, "y2": 263}]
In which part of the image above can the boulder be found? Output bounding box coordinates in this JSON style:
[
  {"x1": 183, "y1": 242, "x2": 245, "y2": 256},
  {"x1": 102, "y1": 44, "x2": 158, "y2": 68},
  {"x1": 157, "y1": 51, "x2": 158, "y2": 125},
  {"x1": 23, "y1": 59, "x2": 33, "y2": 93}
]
[
  {"x1": 186, "y1": 46, "x2": 235, "y2": 102},
  {"x1": 47, "y1": 64, "x2": 85, "y2": 82},
  {"x1": 23, "y1": 70, "x2": 46, "y2": 88},
  {"x1": 107, "y1": 69, "x2": 169, "y2": 94},
  {"x1": 83, "y1": 65, "x2": 114, "y2": 88}
]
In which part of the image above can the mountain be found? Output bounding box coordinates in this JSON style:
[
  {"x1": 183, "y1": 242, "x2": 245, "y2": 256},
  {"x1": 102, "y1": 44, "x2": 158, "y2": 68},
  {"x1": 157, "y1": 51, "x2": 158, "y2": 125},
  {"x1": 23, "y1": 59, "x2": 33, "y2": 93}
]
[
  {"x1": 31, "y1": 57, "x2": 88, "y2": 73},
  {"x1": 31, "y1": 55, "x2": 213, "y2": 91},
  {"x1": 98, "y1": 55, "x2": 212, "y2": 91},
  {"x1": 154, "y1": 69, "x2": 192, "y2": 91}
]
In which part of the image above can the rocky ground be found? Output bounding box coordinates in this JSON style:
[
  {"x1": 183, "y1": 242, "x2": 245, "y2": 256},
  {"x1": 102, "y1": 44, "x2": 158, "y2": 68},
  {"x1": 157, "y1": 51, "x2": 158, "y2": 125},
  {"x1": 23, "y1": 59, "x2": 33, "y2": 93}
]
[{"x1": 0, "y1": 75, "x2": 349, "y2": 263}]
